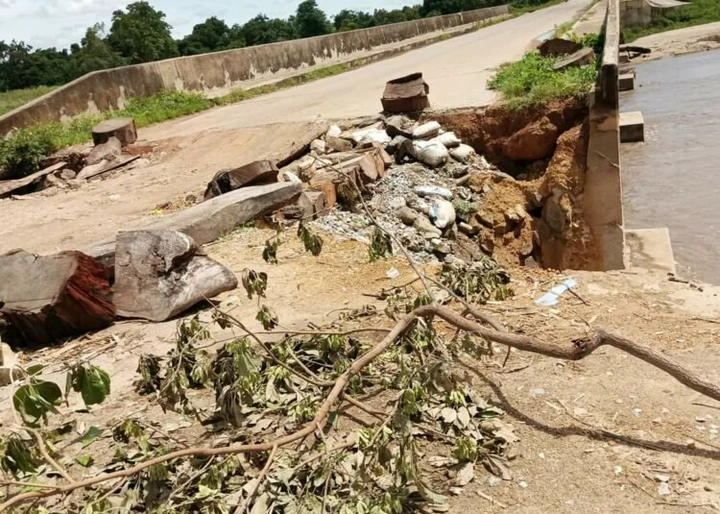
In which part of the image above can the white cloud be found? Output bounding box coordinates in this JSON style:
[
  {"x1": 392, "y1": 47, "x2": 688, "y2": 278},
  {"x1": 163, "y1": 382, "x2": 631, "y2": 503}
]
[{"x1": 0, "y1": 0, "x2": 16, "y2": 8}]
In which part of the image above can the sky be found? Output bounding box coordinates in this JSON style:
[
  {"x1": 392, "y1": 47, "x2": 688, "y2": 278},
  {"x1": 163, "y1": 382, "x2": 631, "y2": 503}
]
[{"x1": 0, "y1": 0, "x2": 414, "y2": 50}]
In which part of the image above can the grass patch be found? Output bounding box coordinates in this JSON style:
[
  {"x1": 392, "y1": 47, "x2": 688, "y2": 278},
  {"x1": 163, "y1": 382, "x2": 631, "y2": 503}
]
[
  {"x1": 510, "y1": 0, "x2": 568, "y2": 16},
  {"x1": 623, "y1": 0, "x2": 720, "y2": 42},
  {"x1": 487, "y1": 49, "x2": 598, "y2": 109},
  {"x1": 0, "y1": 91, "x2": 212, "y2": 179},
  {"x1": 0, "y1": 86, "x2": 56, "y2": 117}
]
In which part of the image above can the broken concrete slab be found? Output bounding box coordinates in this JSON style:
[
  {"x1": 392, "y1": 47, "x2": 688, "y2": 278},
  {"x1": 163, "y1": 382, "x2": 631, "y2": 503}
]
[
  {"x1": 620, "y1": 111, "x2": 645, "y2": 143},
  {"x1": 86, "y1": 137, "x2": 122, "y2": 166},
  {"x1": 204, "y1": 160, "x2": 279, "y2": 200},
  {"x1": 275, "y1": 123, "x2": 329, "y2": 168},
  {"x1": 381, "y1": 72, "x2": 430, "y2": 113},
  {"x1": 539, "y1": 38, "x2": 582, "y2": 57},
  {"x1": 0, "y1": 249, "x2": 115, "y2": 346},
  {"x1": 92, "y1": 118, "x2": 137, "y2": 147},
  {"x1": 619, "y1": 72, "x2": 635, "y2": 91},
  {"x1": 0, "y1": 162, "x2": 67, "y2": 199},
  {"x1": 82, "y1": 182, "x2": 302, "y2": 267},
  {"x1": 114, "y1": 230, "x2": 238, "y2": 321},
  {"x1": 626, "y1": 228, "x2": 676, "y2": 274},
  {"x1": 553, "y1": 48, "x2": 596, "y2": 71},
  {"x1": 77, "y1": 155, "x2": 140, "y2": 180}
]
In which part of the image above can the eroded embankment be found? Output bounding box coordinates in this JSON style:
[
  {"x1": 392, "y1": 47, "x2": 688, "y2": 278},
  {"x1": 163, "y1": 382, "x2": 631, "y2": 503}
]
[{"x1": 428, "y1": 97, "x2": 598, "y2": 270}]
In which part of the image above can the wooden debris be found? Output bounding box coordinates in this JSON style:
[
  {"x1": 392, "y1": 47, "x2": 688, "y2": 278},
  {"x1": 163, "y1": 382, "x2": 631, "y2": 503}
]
[
  {"x1": 0, "y1": 250, "x2": 114, "y2": 346},
  {"x1": 381, "y1": 72, "x2": 430, "y2": 113},
  {"x1": 77, "y1": 155, "x2": 140, "y2": 181},
  {"x1": 275, "y1": 123, "x2": 329, "y2": 168},
  {"x1": 305, "y1": 191, "x2": 330, "y2": 219},
  {"x1": 114, "y1": 230, "x2": 238, "y2": 321},
  {"x1": 204, "y1": 160, "x2": 279, "y2": 200},
  {"x1": 0, "y1": 162, "x2": 67, "y2": 199},
  {"x1": 92, "y1": 118, "x2": 137, "y2": 147},
  {"x1": 82, "y1": 182, "x2": 302, "y2": 266}
]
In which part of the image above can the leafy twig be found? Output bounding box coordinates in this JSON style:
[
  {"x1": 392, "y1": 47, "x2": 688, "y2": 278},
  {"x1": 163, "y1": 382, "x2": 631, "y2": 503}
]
[{"x1": 234, "y1": 446, "x2": 277, "y2": 514}]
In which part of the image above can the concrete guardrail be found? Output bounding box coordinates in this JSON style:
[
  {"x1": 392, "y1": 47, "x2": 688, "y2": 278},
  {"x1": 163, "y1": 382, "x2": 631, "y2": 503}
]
[
  {"x1": 583, "y1": 0, "x2": 625, "y2": 271},
  {"x1": 0, "y1": 5, "x2": 509, "y2": 137}
]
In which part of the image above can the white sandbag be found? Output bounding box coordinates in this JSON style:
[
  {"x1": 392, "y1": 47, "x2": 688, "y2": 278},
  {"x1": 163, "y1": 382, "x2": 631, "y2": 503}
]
[
  {"x1": 414, "y1": 185, "x2": 453, "y2": 200},
  {"x1": 432, "y1": 132, "x2": 462, "y2": 148},
  {"x1": 429, "y1": 198, "x2": 456, "y2": 229},
  {"x1": 449, "y1": 144, "x2": 476, "y2": 163},
  {"x1": 413, "y1": 140, "x2": 449, "y2": 168},
  {"x1": 326, "y1": 124, "x2": 342, "y2": 138},
  {"x1": 352, "y1": 127, "x2": 390, "y2": 145},
  {"x1": 412, "y1": 121, "x2": 441, "y2": 140}
]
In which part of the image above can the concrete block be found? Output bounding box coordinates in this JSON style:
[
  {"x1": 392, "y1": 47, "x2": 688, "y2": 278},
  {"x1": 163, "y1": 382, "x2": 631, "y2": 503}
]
[
  {"x1": 620, "y1": 111, "x2": 644, "y2": 143},
  {"x1": 619, "y1": 51, "x2": 631, "y2": 63},
  {"x1": 626, "y1": 228, "x2": 676, "y2": 274},
  {"x1": 619, "y1": 72, "x2": 635, "y2": 91}
]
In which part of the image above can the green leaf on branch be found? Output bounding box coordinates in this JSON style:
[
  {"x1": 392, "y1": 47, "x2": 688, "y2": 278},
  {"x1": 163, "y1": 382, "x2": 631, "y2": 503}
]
[
  {"x1": 368, "y1": 227, "x2": 392, "y2": 262},
  {"x1": 69, "y1": 365, "x2": 111, "y2": 406},
  {"x1": 297, "y1": 223, "x2": 323, "y2": 256},
  {"x1": 13, "y1": 380, "x2": 63, "y2": 427},
  {"x1": 256, "y1": 305, "x2": 279, "y2": 330},
  {"x1": 241, "y1": 269, "x2": 268, "y2": 299},
  {"x1": 263, "y1": 239, "x2": 280, "y2": 264},
  {"x1": 80, "y1": 426, "x2": 103, "y2": 448},
  {"x1": 0, "y1": 435, "x2": 41, "y2": 476},
  {"x1": 75, "y1": 454, "x2": 94, "y2": 467}
]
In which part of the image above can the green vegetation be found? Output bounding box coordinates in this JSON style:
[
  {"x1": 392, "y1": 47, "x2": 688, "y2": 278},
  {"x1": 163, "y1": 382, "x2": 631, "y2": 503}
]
[
  {"x1": 0, "y1": 91, "x2": 212, "y2": 179},
  {"x1": 510, "y1": 0, "x2": 567, "y2": 15},
  {"x1": 1, "y1": 0, "x2": 561, "y2": 94},
  {"x1": 622, "y1": 0, "x2": 720, "y2": 42},
  {"x1": 488, "y1": 44, "x2": 599, "y2": 109},
  {"x1": 0, "y1": 86, "x2": 56, "y2": 116}
]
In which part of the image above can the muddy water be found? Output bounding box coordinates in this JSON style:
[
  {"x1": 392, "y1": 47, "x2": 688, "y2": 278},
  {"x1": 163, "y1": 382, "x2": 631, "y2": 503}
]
[{"x1": 621, "y1": 50, "x2": 720, "y2": 284}]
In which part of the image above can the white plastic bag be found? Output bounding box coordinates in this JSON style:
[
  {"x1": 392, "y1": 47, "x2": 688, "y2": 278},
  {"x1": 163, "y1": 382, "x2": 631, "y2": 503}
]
[
  {"x1": 352, "y1": 127, "x2": 390, "y2": 145},
  {"x1": 430, "y1": 199, "x2": 456, "y2": 229}
]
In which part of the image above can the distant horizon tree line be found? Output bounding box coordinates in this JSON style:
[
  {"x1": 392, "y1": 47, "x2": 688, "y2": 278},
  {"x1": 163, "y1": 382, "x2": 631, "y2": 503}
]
[{"x1": 0, "y1": 0, "x2": 549, "y2": 92}]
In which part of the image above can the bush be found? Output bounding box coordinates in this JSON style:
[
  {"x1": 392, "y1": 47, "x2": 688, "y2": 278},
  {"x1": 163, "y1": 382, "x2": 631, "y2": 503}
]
[
  {"x1": 0, "y1": 91, "x2": 213, "y2": 179},
  {"x1": 488, "y1": 50, "x2": 598, "y2": 108}
]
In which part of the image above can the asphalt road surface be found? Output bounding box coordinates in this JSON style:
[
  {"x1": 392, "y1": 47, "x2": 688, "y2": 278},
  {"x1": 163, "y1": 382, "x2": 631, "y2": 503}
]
[{"x1": 145, "y1": 0, "x2": 595, "y2": 139}]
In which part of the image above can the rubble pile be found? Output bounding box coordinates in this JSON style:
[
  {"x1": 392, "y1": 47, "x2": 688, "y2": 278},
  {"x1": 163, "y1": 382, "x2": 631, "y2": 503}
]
[{"x1": 274, "y1": 114, "x2": 547, "y2": 267}]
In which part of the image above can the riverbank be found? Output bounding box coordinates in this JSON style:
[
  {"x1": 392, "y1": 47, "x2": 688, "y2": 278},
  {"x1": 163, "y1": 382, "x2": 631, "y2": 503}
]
[{"x1": 631, "y1": 21, "x2": 720, "y2": 61}]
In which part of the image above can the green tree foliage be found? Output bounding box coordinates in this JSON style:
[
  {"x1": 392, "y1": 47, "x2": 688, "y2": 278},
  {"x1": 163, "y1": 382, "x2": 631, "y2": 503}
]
[
  {"x1": 295, "y1": 0, "x2": 332, "y2": 38},
  {"x1": 107, "y1": 1, "x2": 178, "y2": 64},
  {"x1": 178, "y1": 17, "x2": 232, "y2": 56},
  {"x1": 421, "y1": 0, "x2": 503, "y2": 16},
  {"x1": 69, "y1": 25, "x2": 126, "y2": 78},
  {"x1": 233, "y1": 15, "x2": 298, "y2": 47},
  {"x1": 372, "y1": 6, "x2": 423, "y2": 25},
  {"x1": 0, "y1": 41, "x2": 69, "y2": 91},
  {"x1": 334, "y1": 10, "x2": 375, "y2": 31}
]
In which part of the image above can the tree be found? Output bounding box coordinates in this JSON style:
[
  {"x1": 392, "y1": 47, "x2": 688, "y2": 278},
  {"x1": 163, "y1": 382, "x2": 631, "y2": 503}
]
[
  {"x1": 295, "y1": 0, "x2": 331, "y2": 38},
  {"x1": 107, "y1": 1, "x2": 178, "y2": 64},
  {"x1": 0, "y1": 40, "x2": 70, "y2": 91},
  {"x1": 68, "y1": 25, "x2": 126, "y2": 79},
  {"x1": 233, "y1": 15, "x2": 297, "y2": 47},
  {"x1": 333, "y1": 10, "x2": 375, "y2": 31},
  {"x1": 178, "y1": 16, "x2": 232, "y2": 56}
]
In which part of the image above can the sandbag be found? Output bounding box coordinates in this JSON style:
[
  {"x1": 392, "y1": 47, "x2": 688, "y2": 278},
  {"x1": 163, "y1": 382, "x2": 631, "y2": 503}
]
[
  {"x1": 432, "y1": 132, "x2": 462, "y2": 148},
  {"x1": 413, "y1": 140, "x2": 449, "y2": 168},
  {"x1": 412, "y1": 121, "x2": 441, "y2": 139},
  {"x1": 450, "y1": 144, "x2": 476, "y2": 163}
]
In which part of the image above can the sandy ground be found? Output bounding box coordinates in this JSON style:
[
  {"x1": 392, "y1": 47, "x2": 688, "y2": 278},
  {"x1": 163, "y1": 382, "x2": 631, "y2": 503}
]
[
  {"x1": 2, "y1": 229, "x2": 720, "y2": 512},
  {"x1": 632, "y1": 22, "x2": 720, "y2": 61}
]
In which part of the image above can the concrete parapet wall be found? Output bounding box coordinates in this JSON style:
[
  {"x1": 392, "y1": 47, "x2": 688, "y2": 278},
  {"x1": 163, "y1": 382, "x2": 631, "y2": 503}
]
[
  {"x1": 0, "y1": 5, "x2": 508, "y2": 137},
  {"x1": 584, "y1": 0, "x2": 625, "y2": 270}
]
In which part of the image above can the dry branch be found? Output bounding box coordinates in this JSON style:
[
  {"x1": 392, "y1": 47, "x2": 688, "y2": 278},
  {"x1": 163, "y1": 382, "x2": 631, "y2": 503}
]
[{"x1": 3, "y1": 304, "x2": 720, "y2": 511}]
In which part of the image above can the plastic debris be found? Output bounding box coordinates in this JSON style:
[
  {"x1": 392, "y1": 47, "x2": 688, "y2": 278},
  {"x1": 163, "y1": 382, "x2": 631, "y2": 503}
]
[
  {"x1": 535, "y1": 277, "x2": 578, "y2": 306},
  {"x1": 326, "y1": 124, "x2": 342, "y2": 138},
  {"x1": 386, "y1": 268, "x2": 400, "y2": 279}
]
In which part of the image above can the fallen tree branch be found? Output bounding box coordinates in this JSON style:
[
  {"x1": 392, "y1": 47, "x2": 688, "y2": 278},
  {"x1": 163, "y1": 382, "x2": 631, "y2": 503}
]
[{"x1": 4, "y1": 304, "x2": 720, "y2": 511}]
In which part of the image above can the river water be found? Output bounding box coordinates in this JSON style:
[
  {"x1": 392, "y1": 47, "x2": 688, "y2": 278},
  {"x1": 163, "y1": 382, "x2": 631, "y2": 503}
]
[{"x1": 621, "y1": 49, "x2": 720, "y2": 284}]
